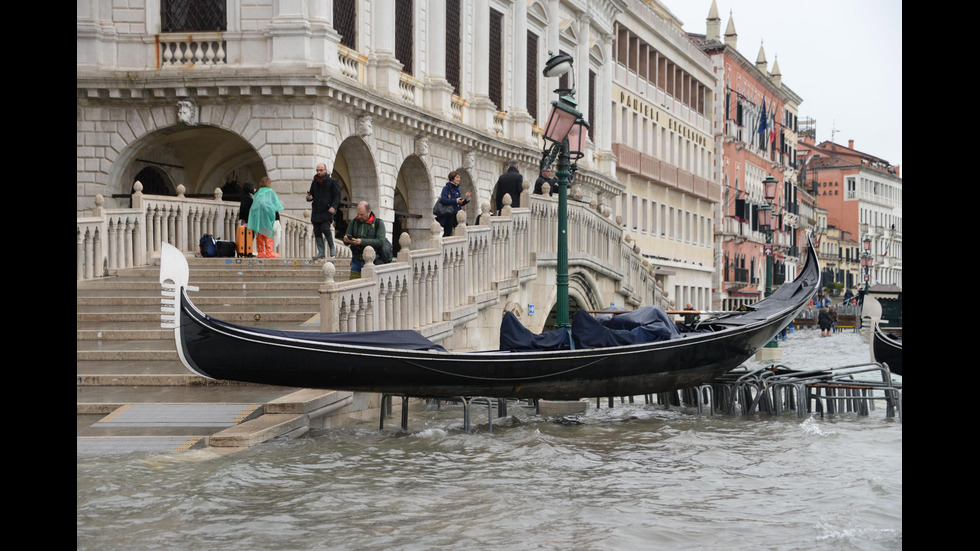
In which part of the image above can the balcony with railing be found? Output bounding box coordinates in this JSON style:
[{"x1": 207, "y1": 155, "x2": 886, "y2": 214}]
[{"x1": 611, "y1": 143, "x2": 719, "y2": 203}]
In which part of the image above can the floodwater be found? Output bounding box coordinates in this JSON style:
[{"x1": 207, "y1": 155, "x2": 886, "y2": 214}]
[{"x1": 77, "y1": 328, "x2": 901, "y2": 550}]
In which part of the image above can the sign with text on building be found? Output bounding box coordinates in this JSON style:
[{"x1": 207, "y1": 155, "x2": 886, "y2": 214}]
[
  {"x1": 529, "y1": 304, "x2": 534, "y2": 315},
  {"x1": 613, "y1": 84, "x2": 710, "y2": 149}
]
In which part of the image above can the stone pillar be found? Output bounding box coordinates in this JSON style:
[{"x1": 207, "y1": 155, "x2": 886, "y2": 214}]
[
  {"x1": 367, "y1": 0, "x2": 403, "y2": 98},
  {"x1": 310, "y1": 0, "x2": 343, "y2": 74},
  {"x1": 575, "y1": 14, "x2": 592, "y2": 166},
  {"x1": 466, "y1": 0, "x2": 495, "y2": 132},
  {"x1": 507, "y1": 1, "x2": 534, "y2": 142},
  {"x1": 425, "y1": 0, "x2": 455, "y2": 118},
  {"x1": 269, "y1": 0, "x2": 313, "y2": 68},
  {"x1": 596, "y1": 33, "x2": 617, "y2": 175}
]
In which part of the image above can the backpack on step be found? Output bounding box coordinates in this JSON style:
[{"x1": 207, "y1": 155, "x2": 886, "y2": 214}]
[{"x1": 200, "y1": 234, "x2": 218, "y2": 257}]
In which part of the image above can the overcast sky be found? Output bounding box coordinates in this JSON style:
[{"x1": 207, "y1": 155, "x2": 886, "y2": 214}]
[{"x1": 664, "y1": 0, "x2": 903, "y2": 174}]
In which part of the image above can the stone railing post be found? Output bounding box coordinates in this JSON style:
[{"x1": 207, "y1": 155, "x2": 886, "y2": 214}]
[{"x1": 318, "y1": 262, "x2": 339, "y2": 333}]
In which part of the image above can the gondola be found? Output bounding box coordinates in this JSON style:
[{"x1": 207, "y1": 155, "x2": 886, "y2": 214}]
[
  {"x1": 872, "y1": 323, "x2": 903, "y2": 376},
  {"x1": 160, "y1": 240, "x2": 819, "y2": 400}
]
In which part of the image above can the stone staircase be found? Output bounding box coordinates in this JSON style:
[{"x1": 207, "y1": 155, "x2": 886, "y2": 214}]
[{"x1": 76, "y1": 254, "x2": 384, "y2": 456}]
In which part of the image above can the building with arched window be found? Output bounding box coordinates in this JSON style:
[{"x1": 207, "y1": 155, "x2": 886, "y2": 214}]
[{"x1": 78, "y1": 0, "x2": 725, "y2": 314}]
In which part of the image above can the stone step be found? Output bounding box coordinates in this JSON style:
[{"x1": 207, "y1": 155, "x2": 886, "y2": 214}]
[
  {"x1": 76, "y1": 288, "x2": 320, "y2": 302},
  {"x1": 76, "y1": 294, "x2": 318, "y2": 307},
  {"x1": 77, "y1": 310, "x2": 318, "y2": 323},
  {"x1": 77, "y1": 328, "x2": 172, "y2": 340},
  {"x1": 77, "y1": 359, "x2": 190, "y2": 375},
  {"x1": 77, "y1": 253, "x2": 354, "y2": 455},
  {"x1": 76, "y1": 319, "x2": 315, "y2": 332},
  {"x1": 77, "y1": 280, "x2": 326, "y2": 292}
]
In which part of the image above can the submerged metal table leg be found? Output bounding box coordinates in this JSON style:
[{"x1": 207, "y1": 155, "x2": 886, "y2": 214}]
[
  {"x1": 401, "y1": 397, "x2": 409, "y2": 429},
  {"x1": 379, "y1": 394, "x2": 387, "y2": 430}
]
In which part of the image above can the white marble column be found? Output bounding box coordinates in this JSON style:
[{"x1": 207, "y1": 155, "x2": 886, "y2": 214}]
[
  {"x1": 310, "y1": 0, "x2": 342, "y2": 73},
  {"x1": 508, "y1": 1, "x2": 534, "y2": 142},
  {"x1": 425, "y1": 0, "x2": 455, "y2": 119},
  {"x1": 270, "y1": 0, "x2": 313, "y2": 68},
  {"x1": 467, "y1": 0, "x2": 495, "y2": 132},
  {"x1": 367, "y1": 0, "x2": 403, "y2": 97},
  {"x1": 596, "y1": 32, "x2": 617, "y2": 176},
  {"x1": 575, "y1": 14, "x2": 592, "y2": 165}
]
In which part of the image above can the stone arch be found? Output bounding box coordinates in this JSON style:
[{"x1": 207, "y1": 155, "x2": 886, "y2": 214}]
[
  {"x1": 394, "y1": 155, "x2": 434, "y2": 253},
  {"x1": 335, "y1": 136, "x2": 382, "y2": 232},
  {"x1": 537, "y1": 268, "x2": 605, "y2": 332},
  {"x1": 132, "y1": 165, "x2": 174, "y2": 196},
  {"x1": 108, "y1": 124, "x2": 266, "y2": 205},
  {"x1": 453, "y1": 168, "x2": 478, "y2": 225}
]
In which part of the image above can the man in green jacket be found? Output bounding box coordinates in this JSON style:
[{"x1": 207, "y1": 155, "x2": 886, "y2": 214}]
[{"x1": 343, "y1": 201, "x2": 386, "y2": 279}]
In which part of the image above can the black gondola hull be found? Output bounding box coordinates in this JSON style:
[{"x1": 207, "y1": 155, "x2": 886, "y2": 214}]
[
  {"x1": 872, "y1": 324, "x2": 903, "y2": 376},
  {"x1": 167, "y1": 242, "x2": 819, "y2": 399}
]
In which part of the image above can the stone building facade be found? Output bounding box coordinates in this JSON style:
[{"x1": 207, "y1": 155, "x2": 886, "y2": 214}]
[
  {"x1": 687, "y1": 2, "x2": 805, "y2": 311},
  {"x1": 77, "y1": 0, "x2": 730, "y2": 316}
]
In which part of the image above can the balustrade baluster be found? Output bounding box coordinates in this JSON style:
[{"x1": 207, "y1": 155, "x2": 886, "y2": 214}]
[{"x1": 124, "y1": 218, "x2": 135, "y2": 268}]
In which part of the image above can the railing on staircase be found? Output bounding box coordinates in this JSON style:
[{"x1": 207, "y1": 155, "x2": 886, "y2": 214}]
[
  {"x1": 77, "y1": 182, "x2": 314, "y2": 280},
  {"x1": 78, "y1": 184, "x2": 664, "y2": 342}
]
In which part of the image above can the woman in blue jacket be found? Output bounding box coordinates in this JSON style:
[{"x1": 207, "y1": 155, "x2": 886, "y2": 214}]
[{"x1": 436, "y1": 171, "x2": 471, "y2": 237}]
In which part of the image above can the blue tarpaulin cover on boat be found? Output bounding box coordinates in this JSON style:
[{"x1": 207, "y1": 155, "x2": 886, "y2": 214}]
[
  {"x1": 572, "y1": 306, "x2": 682, "y2": 348},
  {"x1": 498, "y1": 306, "x2": 682, "y2": 352},
  {"x1": 499, "y1": 311, "x2": 572, "y2": 351},
  {"x1": 208, "y1": 316, "x2": 448, "y2": 352}
]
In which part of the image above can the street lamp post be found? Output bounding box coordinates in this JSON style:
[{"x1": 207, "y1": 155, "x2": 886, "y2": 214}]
[
  {"x1": 540, "y1": 52, "x2": 587, "y2": 331},
  {"x1": 757, "y1": 175, "x2": 780, "y2": 354},
  {"x1": 861, "y1": 236, "x2": 874, "y2": 300}
]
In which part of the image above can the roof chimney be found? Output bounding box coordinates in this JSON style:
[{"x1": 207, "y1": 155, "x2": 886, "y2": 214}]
[{"x1": 848, "y1": 139, "x2": 854, "y2": 149}]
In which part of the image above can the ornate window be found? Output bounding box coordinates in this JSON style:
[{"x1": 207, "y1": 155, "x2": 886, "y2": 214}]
[
  {"x1": 446, "y1": 0, "x2": 462, "y2": 94},
  {"x1": 334, "y1": 0, "x2": 356, "y2": 49},
  {"x1": 526, "y1": 31, "x2": 538, "y2": 122},
  {"x1": 395, "y1": 0, "x2": 414, "y2": 75},
  {"x1": 161, "y1": 0, "x2": 226, "y2": 32},
  {"x1": 488, "y1": 9, "x2": 503, "y2": 109}
]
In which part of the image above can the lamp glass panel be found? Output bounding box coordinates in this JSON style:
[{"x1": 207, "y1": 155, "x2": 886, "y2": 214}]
[
  {"x1": 542, "y1": 103, "x2": 578, "y2": 143},
  {"x1": 759, "y1": 207, "x2": 772, "y2": 228}
]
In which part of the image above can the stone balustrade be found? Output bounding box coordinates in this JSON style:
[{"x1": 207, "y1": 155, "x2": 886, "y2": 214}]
[
  {"x1": 76, "y1": 182, "x2": 314, "y2": 280},
  {"x1": 77, "y1": 185, "x2": 664, "y2": 344}
]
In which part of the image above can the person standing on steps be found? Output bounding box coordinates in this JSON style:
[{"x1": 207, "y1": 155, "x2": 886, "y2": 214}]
[
  {"x1": 248, "y1": 177, "x2": 284, "y2": 258},
  {"x1": 307, "y1": 162, "x2": 342, "y2": 259},
  {"x1": 494, "y1": 159, "x2": 523, "y2": 214},
  {"x1": 435, "y1": 170, "x2": 471, "y2": 237}
]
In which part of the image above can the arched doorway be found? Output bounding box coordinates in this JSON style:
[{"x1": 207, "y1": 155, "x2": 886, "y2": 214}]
[
  {"x1": 539, "y1": 270, "x2": 604, "y2": 331},
  {"x1": 333, "y1": 137, "x2": 380, "y2": 240},
  {"x1": 133, "y1": 166, "x2": 174, "y2": 196},
  {"x1": 394, "y1": 155, "x2": 434, "y2": 251},
  {"x1": 112, "y1": 126, "x2": 266, "y2": 206}
]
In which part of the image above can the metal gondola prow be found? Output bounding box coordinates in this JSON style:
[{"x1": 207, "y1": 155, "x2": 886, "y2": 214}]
[{"x1": 160, "y1": 243, "x2": 198, "y2": 330}]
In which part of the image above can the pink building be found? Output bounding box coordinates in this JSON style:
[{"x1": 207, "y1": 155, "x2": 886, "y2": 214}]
[
  {"x1": 688, "y1": 3, "x2": 804, "y2": 310},
  {"x1": 798, "y1": 138, "x2": 903, "y2": 288}
]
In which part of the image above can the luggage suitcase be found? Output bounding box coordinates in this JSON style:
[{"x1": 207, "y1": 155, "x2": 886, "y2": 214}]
[
  {"x1": 215, "y1": 240, "x2": 236, "y2": 257},
  {"x1": 236, "y1": 224, "x2": 254, "y2": 257}
]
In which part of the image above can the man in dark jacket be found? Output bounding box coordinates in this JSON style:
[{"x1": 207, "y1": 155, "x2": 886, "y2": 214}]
[
  {"x1": 307, "y1": 163, "x2": 342, "y2": 258},
  {"x1": 494, "y1": 159, "x2": 524, "y2": 213},
  {"x1": 343, "y1": 201, "x2": 386, "y2": 279},
  {"x1": 533, "y1": 166, "x2": 557, "y2": 196}
]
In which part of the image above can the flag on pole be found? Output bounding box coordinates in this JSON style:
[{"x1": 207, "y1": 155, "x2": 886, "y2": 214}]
[
  {"x1": 758, "y1": 99, "x2": 767, "y2": 149},
  {"x1": 769, "y1": 111, "x2": 776, "y2": 148}
]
